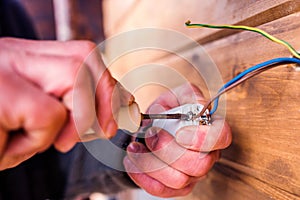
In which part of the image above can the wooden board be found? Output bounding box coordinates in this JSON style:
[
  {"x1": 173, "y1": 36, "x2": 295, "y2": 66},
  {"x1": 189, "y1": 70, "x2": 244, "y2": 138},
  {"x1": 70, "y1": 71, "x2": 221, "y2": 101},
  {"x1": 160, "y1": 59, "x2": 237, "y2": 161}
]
[
  {"x1": 102, "y1": 1, "x2": 300, "y2": 199},
  {"x1": 103, "y1": 1, "x2": 300, "y2": 111},
  {"x1": 191, "y1": 13, "x2": 300, "y2": 200},
  {"x1": 161, "y1": 13, "x2": 300, "y2": 199},
  {"x1": 161, "y1": 13, "x2": 300, "y2": 200},
  {"x1": 103, "y1": 0, "x2": 300, "y2": 41},
  {"x1": 103, "y1": 0, "x2": 300, "y2": 64}
]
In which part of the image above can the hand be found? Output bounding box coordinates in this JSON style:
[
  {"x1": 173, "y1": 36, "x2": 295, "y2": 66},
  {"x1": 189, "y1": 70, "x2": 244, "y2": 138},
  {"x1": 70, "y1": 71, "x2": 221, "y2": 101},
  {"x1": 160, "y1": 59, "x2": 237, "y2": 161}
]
[
  {"x1": 0, "y1": 38, "x2": 133, "y2": 170},
  {"x1": 123, "y1": 83, "x2": 232, "y2": 197}
]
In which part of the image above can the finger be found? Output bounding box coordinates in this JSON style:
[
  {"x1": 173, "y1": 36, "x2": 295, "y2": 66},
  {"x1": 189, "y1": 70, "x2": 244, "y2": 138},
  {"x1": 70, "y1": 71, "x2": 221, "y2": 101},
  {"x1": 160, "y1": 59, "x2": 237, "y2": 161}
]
[
  {"x1": 67, "y1": 64, "x2": 96, "y2": 138},
  {"x1": 94, "y1": 67, "x2": 136, "y2": 138},
  {"x1": 53, "y1": 115, "x2": 79, "y2": 152},
  {"x1": 7, "y1": 38, "x2": 134, "y2": 139},
  {"x1": 2, "y1": 38, "x2": 96, "y2": 59},
  {"x1": 95, "y1": 69, "x2": 119, "y2": 138},
  {"x1": 117, "y1": 83, "x2": 135, "y2": 106},
  {"x1": 124, "y1": 156, "x2": 196, "y2": 198},
  {"x1": 175, "y1": 117, "x2": 232, "y2": 151},
  {"x1": 13, "y1": 52, "x2": 97, "y2": 141},
  {"x1": 13, "y1": 52, "x2": 82, "y2": 97},
  {"x1": 54, "y1": 112, "x2": 106, "y2": 152},
  {"x1": 126, "y1": 142, "x2": 191, "y2": 189},
  {"x1": 12, "y1": 41, "x2": 132, "y2": 139},
  {"x1": 4, "y1": 95, "x2": 66, "y2": 155},
  {"x1": 0, "y1": 127, "x2": 7, "y2": 160},
  {"x1": 0, "y1": 74, "x2": 66, "y2": 170},
  {"x1": 145, "y1": 128, "x2": 220, "y2": 177},
  {"x1": 3, "y1": 38, "x2": 104, "y2": 83}
]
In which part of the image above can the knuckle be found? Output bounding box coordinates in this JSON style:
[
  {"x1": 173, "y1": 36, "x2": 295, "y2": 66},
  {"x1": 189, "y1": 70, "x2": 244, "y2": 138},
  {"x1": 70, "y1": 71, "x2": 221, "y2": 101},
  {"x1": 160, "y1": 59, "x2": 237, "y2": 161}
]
[
  {"x1": 70, "y1": 56, "x2": 86, "y2": 72},
  {"x1": 144, "y1": 180, "x2": 177, "y2": 198},
  {"x1": 32, "y1": 136, "x2": 51, "y2": 151},
  {"x1": 47, "y1": 101, "x2": 67, "y2": 123},
  {"x1": 74, "y1": 40, "x2": 97, "y2": 57},
  {"x1": 190, "y1": 154, "x2": 214, "y2": 177},
  {"x1": 146, "y1": 182, "x2": 166, "y2": 196},
  {"x1": 171, "y1": 172, "x2": 190, "y2": 189},
  {"x1": 81, "y1": 40, "x2": 97, "y2": 51},
  {"x1": 39, "y1": 103, "x2": 66, "y2": 136},
  {"x1": 65, "y1": 57, "x2": 90, "y2": 88},
  {"x1": 26, "y1": 100, "x2": 66, "y2": 152}
]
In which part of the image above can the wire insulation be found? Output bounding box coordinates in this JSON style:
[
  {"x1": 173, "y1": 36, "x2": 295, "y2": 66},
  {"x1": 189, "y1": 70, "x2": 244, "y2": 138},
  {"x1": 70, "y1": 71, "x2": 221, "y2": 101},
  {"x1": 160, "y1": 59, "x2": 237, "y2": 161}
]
[
  {"x1": 185, "y1": 21, "x2": 300, "y2": 59},
  {"x1": 198, "y1": 57, "x2": 300, "y2": 116}
]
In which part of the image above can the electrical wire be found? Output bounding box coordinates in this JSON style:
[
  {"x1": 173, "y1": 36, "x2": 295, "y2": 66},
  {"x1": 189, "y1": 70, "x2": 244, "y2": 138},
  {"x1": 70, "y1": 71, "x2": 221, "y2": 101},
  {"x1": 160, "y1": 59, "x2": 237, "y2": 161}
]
[
  {"x1": 185, "y1": 21, "x2": 300, "y2": 59},
  {"x1": 197, "y1": 57, "x2": 300, "y2": 117},
  {"x1": 199, "y1": 63, "x2": 280, "y2": 116}
]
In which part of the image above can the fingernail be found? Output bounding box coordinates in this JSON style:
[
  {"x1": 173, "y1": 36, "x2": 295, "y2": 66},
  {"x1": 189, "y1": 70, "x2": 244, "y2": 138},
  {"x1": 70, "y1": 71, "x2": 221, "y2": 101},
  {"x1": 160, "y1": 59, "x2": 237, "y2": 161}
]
[
  {"x1": 105, "y1": 120, "x2": 117, "y2": 138},
  {"x1": 128, "y1": 95, "x2": 135, "y2": 105},
  {"x1": 127, "y1": 142, "x2": 140, "y2": 153}
]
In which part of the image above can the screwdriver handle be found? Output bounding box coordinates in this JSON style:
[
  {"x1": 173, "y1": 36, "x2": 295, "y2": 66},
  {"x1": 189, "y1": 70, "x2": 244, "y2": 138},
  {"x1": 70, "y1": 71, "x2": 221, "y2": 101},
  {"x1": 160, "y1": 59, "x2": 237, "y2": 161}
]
[{"x1": 117, "y1": 102, "x2": 141, "y2": 132}]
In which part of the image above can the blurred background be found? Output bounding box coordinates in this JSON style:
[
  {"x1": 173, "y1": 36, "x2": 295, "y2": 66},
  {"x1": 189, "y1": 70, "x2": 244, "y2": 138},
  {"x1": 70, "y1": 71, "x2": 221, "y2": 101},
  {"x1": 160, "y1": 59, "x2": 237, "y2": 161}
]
[{"x1": 10, "y1": 1, "x2": 300, "y2": 200}]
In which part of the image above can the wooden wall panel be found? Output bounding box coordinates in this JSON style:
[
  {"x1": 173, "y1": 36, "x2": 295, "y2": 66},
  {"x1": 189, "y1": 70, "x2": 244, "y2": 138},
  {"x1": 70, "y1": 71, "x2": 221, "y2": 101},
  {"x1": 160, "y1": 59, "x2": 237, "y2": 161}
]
[
  {"x1": 102, "y1": 1, "x2": 300, "y2": 199},
  {"x1": 152, "y1": 13, "x2": 300, "y2": 200},
  {"x1": 102, "y1": 0, "x2": 139, "y2": 37},
  {"x1": 201, "y1": 13, "x2": 300, "y2": 199},
  {"x1": 103, "y1": 0, "x2": 300, "y2": 107},
  {"x1": 103, "y1": 0, "x2": 300, "y2": 48}
]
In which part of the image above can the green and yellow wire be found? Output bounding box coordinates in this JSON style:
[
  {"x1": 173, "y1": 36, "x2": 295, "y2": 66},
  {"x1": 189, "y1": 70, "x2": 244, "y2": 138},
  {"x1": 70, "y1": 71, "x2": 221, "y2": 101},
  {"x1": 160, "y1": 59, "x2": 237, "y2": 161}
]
[{"x1": 185, "y1": 20, "x2": 300, "y2": 59}]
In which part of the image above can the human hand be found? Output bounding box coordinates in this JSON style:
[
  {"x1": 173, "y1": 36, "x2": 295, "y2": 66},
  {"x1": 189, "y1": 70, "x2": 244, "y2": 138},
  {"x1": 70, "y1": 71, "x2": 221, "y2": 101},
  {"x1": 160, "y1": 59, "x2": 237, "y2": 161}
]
[
  {"x1": 123, "y1": 83, "x2": 232, "y2": 197},
  {"x1": 0, "y1": 38, "x2": 133, "y2": 170}
]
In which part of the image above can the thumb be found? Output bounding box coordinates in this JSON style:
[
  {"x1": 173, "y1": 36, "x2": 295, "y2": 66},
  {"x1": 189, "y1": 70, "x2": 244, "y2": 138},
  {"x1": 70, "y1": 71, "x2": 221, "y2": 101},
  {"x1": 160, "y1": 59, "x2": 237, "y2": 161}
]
[
  {"x1": 95, "y1": 71, "x2": 136, "y2": 137},
  {"x1": 118, "y1": 83, "x2": 135, "y2": 106}
]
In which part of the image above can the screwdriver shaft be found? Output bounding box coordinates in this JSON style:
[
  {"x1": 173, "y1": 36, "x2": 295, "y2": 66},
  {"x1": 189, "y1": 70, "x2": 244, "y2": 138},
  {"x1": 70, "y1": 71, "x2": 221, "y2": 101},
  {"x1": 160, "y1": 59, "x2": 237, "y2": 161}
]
[{"x1": 141, "y1": 113, "x2": 187, "y2": 120}]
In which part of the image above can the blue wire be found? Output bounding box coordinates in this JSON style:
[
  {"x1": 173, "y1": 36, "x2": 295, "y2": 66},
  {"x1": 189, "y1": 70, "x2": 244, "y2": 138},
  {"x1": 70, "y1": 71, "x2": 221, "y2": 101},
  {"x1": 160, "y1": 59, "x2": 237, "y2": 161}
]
[{"x1": 210, "y1": 57, "x2": 300, "y2": 115}]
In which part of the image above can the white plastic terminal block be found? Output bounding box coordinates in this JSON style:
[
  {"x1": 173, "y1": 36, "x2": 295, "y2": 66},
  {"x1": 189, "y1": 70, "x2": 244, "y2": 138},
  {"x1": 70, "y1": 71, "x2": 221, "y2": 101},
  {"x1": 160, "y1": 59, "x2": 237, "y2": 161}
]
[{"x1": 152, "y1": 103, "x2": 210, "y2": 137}]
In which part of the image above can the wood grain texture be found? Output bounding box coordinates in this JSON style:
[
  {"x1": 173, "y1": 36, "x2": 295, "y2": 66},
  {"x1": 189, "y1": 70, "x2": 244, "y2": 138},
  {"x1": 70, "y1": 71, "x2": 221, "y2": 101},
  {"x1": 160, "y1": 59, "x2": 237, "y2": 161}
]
[
  {"x1": 176, "y1": 12, "x2": 300, "y2": 200},
  {"x1": 102, "y1": 0, "x2": 140, "y2": 36},
  {"x1": 103, "y1": 1, "x2": 300, "y2": 199},
  {"x1": 103, "y1": 0, "x2": 300, "y2": 44},
  {"x1": 103, "y1": 0, "x2": 300, "y2": 88}
]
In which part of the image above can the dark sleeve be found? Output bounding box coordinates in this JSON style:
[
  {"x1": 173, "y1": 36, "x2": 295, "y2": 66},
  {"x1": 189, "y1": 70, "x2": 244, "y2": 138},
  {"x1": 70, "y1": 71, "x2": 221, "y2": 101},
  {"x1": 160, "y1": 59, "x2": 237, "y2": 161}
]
[
  {"x1": 0, "y1": 130, "x2": 138, "y2": 200},
  {"x1": 61, "y1": 130, "x2": 139, "y2": 199},
  {"x1": 0, "y1": 0, "x2": 37, "y2": 39},
  {"x1": 0, "y1": 147, "x2": 67, "y2": 200}
]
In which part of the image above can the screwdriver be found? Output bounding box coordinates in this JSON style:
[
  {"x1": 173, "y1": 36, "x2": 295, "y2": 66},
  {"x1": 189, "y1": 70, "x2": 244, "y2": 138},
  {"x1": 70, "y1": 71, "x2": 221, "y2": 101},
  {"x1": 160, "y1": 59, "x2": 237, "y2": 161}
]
[
  {"x1": 141, "y1": 113, "x2": 188, "y2": 120},
  {"x1": 117, "y1": 103, "x2": 188, "y2": 132}
]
